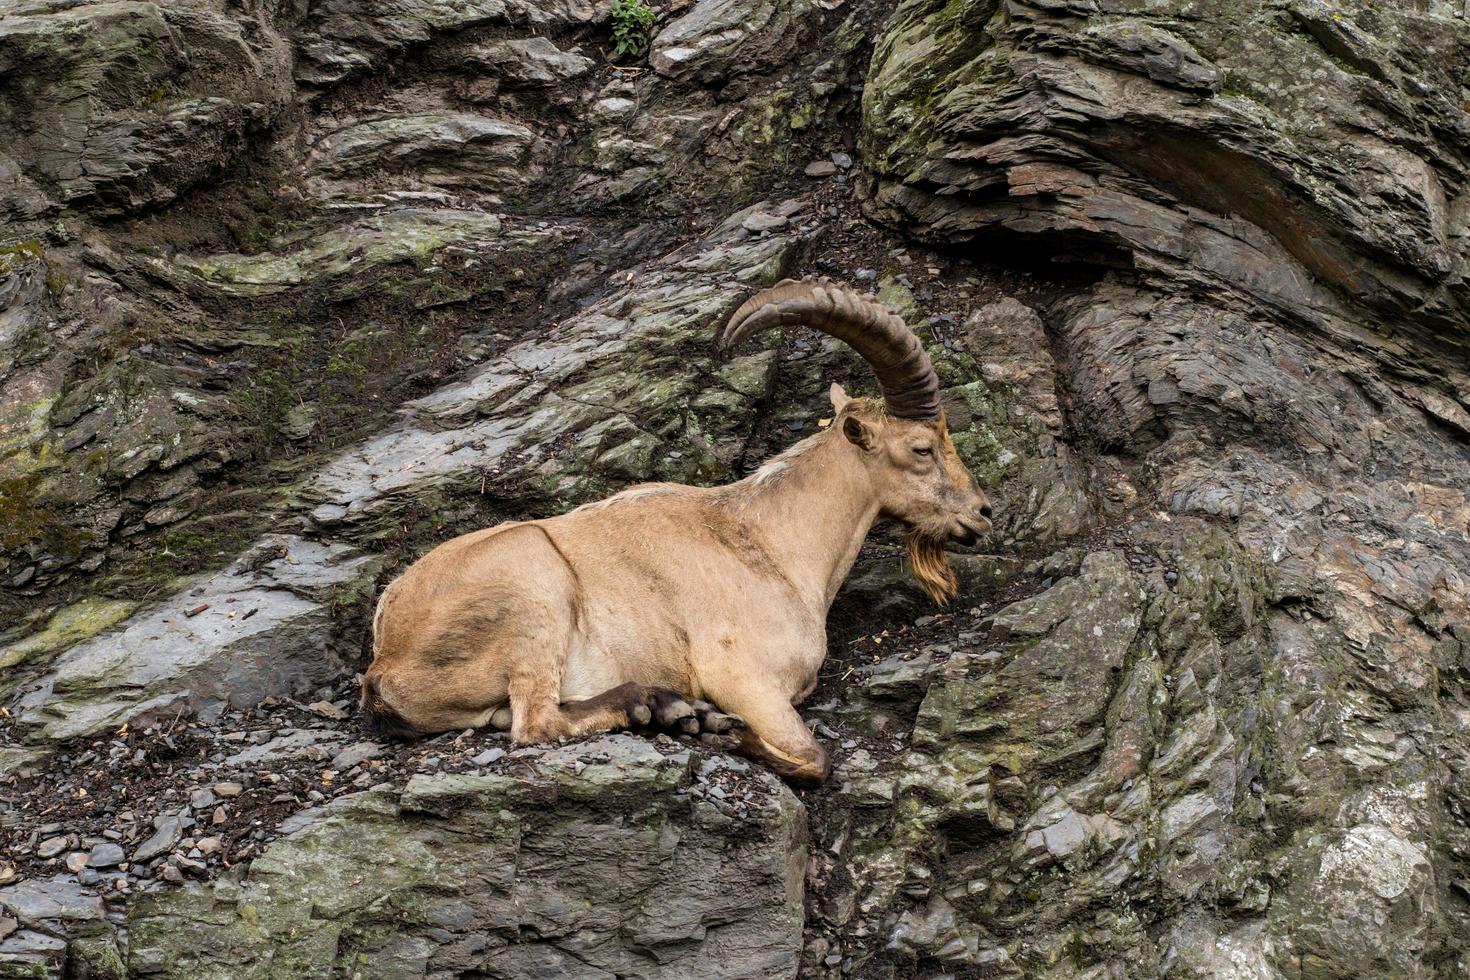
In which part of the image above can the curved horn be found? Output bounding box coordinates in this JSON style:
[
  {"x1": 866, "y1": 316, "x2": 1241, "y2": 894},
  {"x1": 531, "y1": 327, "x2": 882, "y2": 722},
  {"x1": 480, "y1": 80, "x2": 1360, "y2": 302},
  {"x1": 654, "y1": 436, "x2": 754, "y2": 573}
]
[{"x1": 718, "y1": 276, "x2": 941, "y2": 420}]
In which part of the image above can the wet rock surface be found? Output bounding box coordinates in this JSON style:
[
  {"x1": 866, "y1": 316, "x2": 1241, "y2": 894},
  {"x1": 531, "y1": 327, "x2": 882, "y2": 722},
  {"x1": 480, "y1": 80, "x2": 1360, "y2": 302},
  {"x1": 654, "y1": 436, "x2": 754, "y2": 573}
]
[{"x1": 2, "y1": 0, "x2": 1470, "y2": 977}]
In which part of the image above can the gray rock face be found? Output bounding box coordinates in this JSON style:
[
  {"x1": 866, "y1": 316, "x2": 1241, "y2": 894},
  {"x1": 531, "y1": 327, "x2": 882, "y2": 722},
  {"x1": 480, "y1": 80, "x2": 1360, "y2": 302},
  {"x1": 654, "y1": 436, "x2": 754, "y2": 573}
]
[
  {"x1": 465, "y1": 36, "x2": 593, "y2": 88},
  {"x1": 852, "y1": 0, "x2": 1470, "y2": 974},
  {"x1": 305, "y1": 114, "x2": 543, "y2": 195},
  {"x1": 0, "y1": 877, "x2": 114, "y2": 978},
  {"x1": 8, "y1": 536, "x2": 379, "y2": 742},
  {"x1": 160, "y1": 209, "x2": 568, "y2": 298},
  {"x1": 864, "y1": 0, "x2": 1470, "y2": 353},
  {"x1": 295, "y1": 0, "x2": 601, "y2": 85},
  {"x1": 651, "y1": 0, "x2": 816, "y2": 82},
  {"x1": 0, "y1": 0, "x2": 292, "y2": 216},
  {"x1": 127, "y1": 736, "x2": 807, "y2": 979},
  {"x1": 302, "y1": 203, "x2": 797, "y2": 529}
]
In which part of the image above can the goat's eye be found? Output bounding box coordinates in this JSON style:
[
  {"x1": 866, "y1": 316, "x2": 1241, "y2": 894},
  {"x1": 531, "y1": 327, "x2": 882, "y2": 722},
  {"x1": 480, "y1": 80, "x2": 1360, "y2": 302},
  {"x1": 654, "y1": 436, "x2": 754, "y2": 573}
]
[{"x1": 913, "y1": 446, "x2": 934, "y2": 457}]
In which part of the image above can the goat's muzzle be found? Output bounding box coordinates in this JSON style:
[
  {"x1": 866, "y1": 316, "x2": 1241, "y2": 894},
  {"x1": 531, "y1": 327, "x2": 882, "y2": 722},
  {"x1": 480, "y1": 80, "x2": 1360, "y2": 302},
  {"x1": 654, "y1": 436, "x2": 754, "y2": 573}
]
[{"x1": 951, "y1": 503, "x2": 994, "y2": 546}]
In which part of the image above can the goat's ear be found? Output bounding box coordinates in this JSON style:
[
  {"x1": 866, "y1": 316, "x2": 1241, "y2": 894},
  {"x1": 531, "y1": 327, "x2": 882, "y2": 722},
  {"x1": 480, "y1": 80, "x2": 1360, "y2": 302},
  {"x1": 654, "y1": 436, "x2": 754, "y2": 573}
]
[
  {"x1": 828, "y1": 383, "x2": 851, "y2": 413},
  {"x1": 842, "y1": 413, "x2": 877, "y2": 452}
]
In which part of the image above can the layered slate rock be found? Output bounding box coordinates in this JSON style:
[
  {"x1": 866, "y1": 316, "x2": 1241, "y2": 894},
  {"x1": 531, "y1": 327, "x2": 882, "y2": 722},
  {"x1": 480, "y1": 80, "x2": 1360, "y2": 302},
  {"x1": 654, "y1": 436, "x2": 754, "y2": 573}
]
[
  {"x1": 304, "y1": 114, "x2": 544, "y2": 196},
  {"x1": 294, "y1": 0, "x2": 602, "y2": 86},
  {"x1": 463, "y1": 37, "x2": 594, "y2": 89},
  {"x1": 159, "y1": 209, "x2": 547, "y2": 298},
  {"x1": 0, "y1": 877, "x2": 119, "y2": 978},
  {"x1": 126, "y1": 737, "x2": 807, "y2": 979},
  {"x1": 840, "y1": 0, "x2": 1470, "y2": 974},
  {"x1": 0, "y1": 0, "x2": 292, "y2": 216},
  {"x1": 650, "y1": 0, "x2": 817, "y2": 83},
  {"x1": 8, "y1": 536, "x2": 379, "y2": 743},
  {"x1": 301, "y1": 200, "x2": 801, "y2": 528}
]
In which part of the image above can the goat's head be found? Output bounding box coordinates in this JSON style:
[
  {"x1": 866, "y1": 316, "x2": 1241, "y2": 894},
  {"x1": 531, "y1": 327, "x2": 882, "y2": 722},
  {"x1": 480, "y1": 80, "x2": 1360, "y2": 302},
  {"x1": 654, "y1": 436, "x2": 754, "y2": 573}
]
[
  {"x1": 720, "y1": 277, "x2": 994, "y2": 604},
  {"x1": 828, "y1": 383, "x2": 992, "y2": 539}
]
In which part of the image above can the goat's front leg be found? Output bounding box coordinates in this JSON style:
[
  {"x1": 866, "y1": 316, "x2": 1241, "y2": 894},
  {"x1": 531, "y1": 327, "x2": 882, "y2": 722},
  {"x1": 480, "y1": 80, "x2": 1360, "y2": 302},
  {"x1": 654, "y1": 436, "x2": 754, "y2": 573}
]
[{"x1": 702, "y1": 685, "x2": 830, "y2": 786}]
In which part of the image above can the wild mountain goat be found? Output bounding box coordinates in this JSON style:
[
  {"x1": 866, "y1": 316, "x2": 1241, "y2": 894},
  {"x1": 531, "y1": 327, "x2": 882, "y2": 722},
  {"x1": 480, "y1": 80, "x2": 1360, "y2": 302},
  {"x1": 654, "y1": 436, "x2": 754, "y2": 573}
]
[{"x1": 362, "y1": 278, "x2": 993, "y2": 784}]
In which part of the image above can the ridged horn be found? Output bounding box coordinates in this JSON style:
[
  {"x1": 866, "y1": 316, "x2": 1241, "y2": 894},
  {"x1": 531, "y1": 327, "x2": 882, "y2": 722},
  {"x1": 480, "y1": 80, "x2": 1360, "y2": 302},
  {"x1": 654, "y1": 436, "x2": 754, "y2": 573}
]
[{"x1": 718, "y1": 276, "x2": 941, "y2": 420}]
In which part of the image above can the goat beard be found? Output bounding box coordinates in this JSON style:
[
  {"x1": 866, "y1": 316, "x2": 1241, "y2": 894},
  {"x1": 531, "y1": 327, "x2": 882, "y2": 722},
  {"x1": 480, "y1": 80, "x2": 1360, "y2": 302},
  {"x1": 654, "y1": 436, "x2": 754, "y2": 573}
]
[{"x1": 906, "y1": 531, "x2": 958, "y2": 606}]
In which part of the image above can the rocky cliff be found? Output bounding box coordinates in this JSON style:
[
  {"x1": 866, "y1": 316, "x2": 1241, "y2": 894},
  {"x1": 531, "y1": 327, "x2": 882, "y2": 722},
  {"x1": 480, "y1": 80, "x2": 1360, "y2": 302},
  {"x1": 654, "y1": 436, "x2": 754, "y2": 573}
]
[{"x1": 2, "y1": 0, "x2": 1469, "y2": 977}]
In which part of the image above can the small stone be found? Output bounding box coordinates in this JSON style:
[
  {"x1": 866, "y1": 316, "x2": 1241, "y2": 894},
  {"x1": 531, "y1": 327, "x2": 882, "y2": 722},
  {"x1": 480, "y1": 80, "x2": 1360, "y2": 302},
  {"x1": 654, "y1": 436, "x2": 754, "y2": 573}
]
[
  {"x1": 595, "y1": 97, "x2": 637, "y2": 117},
  {"x1": 212, "y1": 782, "x2": 244, "y2": 798},
  {"x1": 133, "y1": 817, "x2": 182, "y2": 864},
  {"x1": 212, "y1": 807, "x2": 228, "y2": 825},
  {"x1": 830, "y1": 151, "x2": 853, "y2": 169},
  {"x1": 307, "y1": 700, "x2": 348, "y2": 720},
  {"x1": 471, "y1": 748, "x2": 505, "y2": 766},
  {"x1": 190, "y1": 788, "x2": 217, "y2": 809},
  {"x1": 330, "y1": 742, "x2": 384, "y2": 771},
  {"x1": 0, "y1": 916, "x2": 15, "y2": 942},
  {"x1": 161, "y1": 864, "x2": 185, "y2": 884},
  {"x1": 86, "y1": 843, "x2": 126, "y2": 868},
  {"x1": 65, "y1": 852, "x2": 89, "y2": 874},
  {"x1": 36, "y1": 836, "x2": 68, "y2": 859},
  {"x1": 196, "y1": 837, "x2": 222, "y2": 857},
  {"x1": 804, "y1": 160, "x2": 838, "y2": 177},
  {"x1": 741, "y1": 212, "x2": 789, "y2": 233}
]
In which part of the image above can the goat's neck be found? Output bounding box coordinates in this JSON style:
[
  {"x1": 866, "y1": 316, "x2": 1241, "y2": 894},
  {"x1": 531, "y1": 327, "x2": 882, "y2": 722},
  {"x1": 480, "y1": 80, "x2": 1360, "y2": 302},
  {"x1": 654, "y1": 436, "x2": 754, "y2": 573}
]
[{"x1": 733, "y1": 431, "x2": 881, "y2": 611}]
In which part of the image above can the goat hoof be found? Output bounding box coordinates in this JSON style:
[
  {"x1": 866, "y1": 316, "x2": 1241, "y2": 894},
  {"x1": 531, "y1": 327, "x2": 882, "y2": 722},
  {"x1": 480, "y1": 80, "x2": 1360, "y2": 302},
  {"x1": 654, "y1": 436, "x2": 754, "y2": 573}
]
[
  {"x1": 489, "y1": 706, "x2": 513, "y2": 731},
  {"x1": 675, "y1": 716, "x2": 700, "y2": 735},
  {"x1": 629, "y1": 703, "x2": 653, "y2": 726},
  {"x1": 692, "y1": 701, "x2": 743, "y2": 734},
  {"x1": 649, "y1": 689, "x2": 695, "y2": 729}
]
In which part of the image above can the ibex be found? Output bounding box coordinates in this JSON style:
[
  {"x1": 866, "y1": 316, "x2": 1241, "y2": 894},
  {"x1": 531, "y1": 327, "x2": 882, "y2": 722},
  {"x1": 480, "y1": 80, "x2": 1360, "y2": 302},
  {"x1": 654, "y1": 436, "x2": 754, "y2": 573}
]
[{"x1": 363, "y1": 279, "x2": 993, "y2": 784}]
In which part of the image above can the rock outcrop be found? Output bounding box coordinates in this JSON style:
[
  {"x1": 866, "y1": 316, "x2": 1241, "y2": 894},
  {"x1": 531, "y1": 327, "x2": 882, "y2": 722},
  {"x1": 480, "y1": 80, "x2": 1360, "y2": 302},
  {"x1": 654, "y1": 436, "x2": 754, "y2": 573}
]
[
  {"x1": 846, "y1": 0, "x2": 1470, "y2": 974},
  {"x1": 127, "y1": 737, "x2": 806, "y2": 979},
  {"x1": 2, "y1": 0, "x2": 1469, "y2": 977}
]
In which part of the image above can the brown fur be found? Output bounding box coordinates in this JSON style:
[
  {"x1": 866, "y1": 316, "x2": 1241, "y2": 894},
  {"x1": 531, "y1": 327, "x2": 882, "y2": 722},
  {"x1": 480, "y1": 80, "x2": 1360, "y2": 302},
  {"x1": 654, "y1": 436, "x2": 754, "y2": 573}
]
[
  {"x1": 364, "y1": 384, "x2": 991, "y2": 784},
  {"x1": 907, "y1": 532, "x2": 959, "y2": 605}
]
